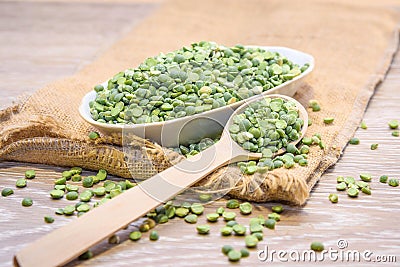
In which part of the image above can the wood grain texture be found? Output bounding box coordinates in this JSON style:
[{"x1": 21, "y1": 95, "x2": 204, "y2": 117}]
[
  {"x1": 0, "y1": 0, "x2": 157, "y2": 109},
  {"x1": 1, "y1": 1, "x2": 400, "y2": 266}
]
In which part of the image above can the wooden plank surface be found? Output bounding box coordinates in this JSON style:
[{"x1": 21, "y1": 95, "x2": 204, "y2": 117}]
[
  {"x1": 1, "y1": 1, "x2": 399, "y2": 266},
  {"x1": 0, "y1": 0, "x2": 157, "y2": 109}
]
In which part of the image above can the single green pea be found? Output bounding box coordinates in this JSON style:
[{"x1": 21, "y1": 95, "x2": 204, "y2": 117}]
[
  {"x1": 78, "y1": 250, "x2": 93, "y2": 260},
  {"x1": 62, "y1": 171, "x2": 73, "y2": 179},
  {"x1": 190, "y1": 203, "x2": 204, "y2": 215},
  {"x1": 25, "y1": 170, "x2": 36, "y2": 179},
  {"x1": 70, "y1": 167, "x2": 82, "y2": 175},
  {"x1": 240, "y1": 248, "x2": 250, "y2": 258},
  {"x1": 109, "y1": 188, "x2": 122, "y2": 198},
  {"x1": 379, "y1": 175, "x2": 388, "y2": 183},
  {"x1": 361, "y1": 187, "x2": 371, "y2": 195},
  {"x1": 226, "y1": 220, "x2": 238, "y2": 227},
  {"x1": 388, "y1": 119, "x2": 399, "y2": 129},
  {"x1": 80, "y1": 190, "x2": 93, "y2": 202},
  {"x1": 347, "y1": 187, "x2": 359, "y2": 197},
  {"x1": 222, "y1": 211, "x2": 236, "y2": 221},
  {"x1": 244, "y1": 165, "x2": 258, "y2": 174},
  {"x1": 71, "y1": 174, "x2": 82, "y2": 182},
  {"x1": 129, "y1": 231, "x2": 142, "y2": 241},
  {"x1": 359, "y1": 173, "x2": 372, "y2": 182},
  {"x1": 286, "y1": 143, "x2": 299, "y2": 154},
  {"x1": 298, "y1": 158, "x2": 308, "y2": 166},
  {"x1": 139, "y1": 224, "x2": 150, "y2": 232},
  {"x1": 96, "y1": 169, "x2": 107, "y2": 181},
  {"x1": 54, "y1": 185, "x2": 66, "y2": 191},
  {"x1": 388, "y1": 178, "x2": 399, "y2": 187},
  {"x1": 294, "y1": 155, "x2": 304, "y2": 163},
  {"x1": 336, "y1": 182, "x2": 347, "y2": 191},
  {"x1": 271, "y1": 205, "x2": 284, "y2": 214},
  {"x1": 299, "y1": 145, "x2": 310, "y2": 155},
  {"x1": 21, "y1": 198, "x2": 33, "y2": 207},
  {"x1": 226, "y1": 199, "x2": 240, "y2": 209},
  {"x1": 370, "y1": 143, "x2": 378, "y2": 150},
  {"x1": 310, "y1": 242, "x2": 324, "y2": 252},
  {"x1": 63, "y1": 205, "x2": 75, "y2": 215},
  {"x1": 250, "y1": 223, "x2": 263, "y2": 233},
  {"x1": 44, "y1": 216, "x2": 55, "y2": 223},
  {"x1": 165, "y1": 206, "x2": 176, "y2": 219},
  {"x1": 355, "y1": 181, "x2": 369, "y2": 188},
  {"x1": 65, "y1": 184, "x2": 79, "y2": 192},
  {"x1": 77, "y1": 203, "x2": 90, "y2": 212},
  {"x1": 145, "y1": 217, "x2": 158, "y2": 229},
  {"x1": 220, "y1": 226, "x2": 233, "y2": 236},
  {"x1": 149, "y1": 230, "x2": 159, "y2": 240},
  {"x1": 302, "y1": 137, "x2": 313, "y2": 145},
  {"x1": 239, "y1": 202, "x2": 252, "y2": 215},
  {"x1": 94, "y1": 84, "x2": 104, "y2": 92},
  {"x1": 264, "y1": 219, "x2": 276, "y2": 229},
  {"x1": 252, "y1": 232, "x2": 263, "y2": 241},
  {"x1": 2, "y1": 188, "x2": 14, "y2": 197},
  {"x1": 88, "y1": 131, "x2": 100, "y2": 140},
  {"x1": 344, "y1": 177, "x2": 355, "y2": 185},
  {"x1": 156, "y1": 215, "x2": 169, "y2": 224},
  {"x1": 50, "y1": 189, "x2": 64, "y2": 199},
  {"x1": 198, "y1": 194, "x2": 212, "y2": 202},
  {"x1": 311, "y1": 104, "x2": 321, "y2": 112},
  {"x1": 16, "y1": 178, "x2": 27, "y2": 188},
  {"x1": 54, "y1": 177, "x2": 66, "y2": 185},
  {"x1": 349, "y1": 138, "x2": 360, "y2": 145},
  {"x1": 309, "y1": 100, "x2": 320, "y2": 111},
  {"x1": 360, "y1": 121, "x2": 368, "y2": 129},
  {"x1": 222, "y1": 245, "x2": 234, "y2": 255},
  {"x1": 184, "y1": 214, "x2": 198, "y2": 224},
  {"x1": 319, "y1": 141, "x2": 326, "y2": 149},
  {"x1": 228, "y1": 250, "x2": 242, "y2": 262},
  {"x1": 82, "y1": 177, "x2": 94, "y2": 188},
  {"x1": 323, "y1": 117, "x2": 334, "y2": 124},
  {"x1": 328, "y1": 193, "x2": 338, "y2": 203},
  {"x1": 216, "y1": 207, "x2": 225, "y2": 215},
  {"x1": 268, "y1": 212, "x2": 281, "y2": 221},
  {"x1": 55, "y1": 208, "x2": 64, "y2": 215},
  {"x1": 232, "y1": 224, "x2": 246, "y2": 236},
  {"x1": 196, "y1": 225, "x2": 210, "y2": 235},
  {"x1": 392, "y1": 131, "x2": 399, "y2": 137},
  {"x1": 105, "y1": 182, "x2": 116, "y2": 193},
  {"x1": 175, "y1": 207, "x2": 189, "y2": 218},
  {"x1": 66, "y1": 191, "x2": 79, "y2": 201},
  {"x1": 206, "y1": 213, "x2": 219, "y2": 222},
  {"x1": 245, "y1": 235, "x2": 259, "y2": 248},
  {"x1": 337, "y1": 176, "x2": 345, "y2": 183}
]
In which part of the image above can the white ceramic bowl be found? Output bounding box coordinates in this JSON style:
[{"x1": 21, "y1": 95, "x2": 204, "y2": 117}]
[{"x1": 79, "y1": 46, "x2": 314, "y2": 147}]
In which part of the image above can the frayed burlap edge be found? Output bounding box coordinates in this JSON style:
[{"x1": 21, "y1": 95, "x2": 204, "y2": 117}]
[{"x1": 305, "y1": 30, "x2": 400, "y2": 191}]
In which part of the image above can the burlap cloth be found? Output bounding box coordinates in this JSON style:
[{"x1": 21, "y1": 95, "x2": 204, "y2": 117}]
[{"x1": 0, "y1": 0, "x2": 399, "y2": 205}]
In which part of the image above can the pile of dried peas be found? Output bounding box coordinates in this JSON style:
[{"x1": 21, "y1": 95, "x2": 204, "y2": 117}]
[{"x1": 89, "y1": 41, "x2": 309, "y2": 124}]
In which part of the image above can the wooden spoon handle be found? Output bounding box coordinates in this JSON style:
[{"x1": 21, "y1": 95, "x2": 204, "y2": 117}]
[{"x1": 14, "y1": 138, "x2": 251, "y2": 267}]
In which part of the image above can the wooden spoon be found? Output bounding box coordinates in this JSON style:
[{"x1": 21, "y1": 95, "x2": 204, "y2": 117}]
[{"x1": 14, "y1": 94, "x2": 308, "y2": 267}]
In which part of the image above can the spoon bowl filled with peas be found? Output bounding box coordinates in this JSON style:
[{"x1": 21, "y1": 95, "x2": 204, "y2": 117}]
[{"x1": 79, "y1": 41, "x2": 313, "y2": 147}]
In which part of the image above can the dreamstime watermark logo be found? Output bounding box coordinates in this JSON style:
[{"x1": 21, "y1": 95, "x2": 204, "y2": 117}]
[{"x1": 257, "y1": 239, "x2": 397, "y2": 263}]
